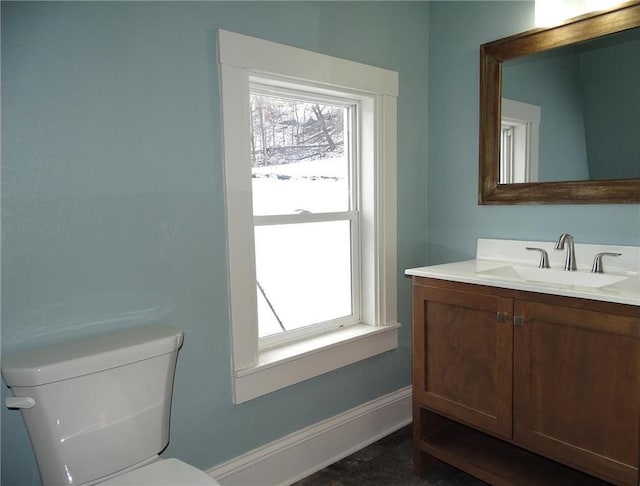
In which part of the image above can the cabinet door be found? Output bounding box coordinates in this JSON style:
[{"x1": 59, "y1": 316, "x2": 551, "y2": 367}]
[
  {"x1": 413, "y1": 282, "x2": 513, "y2": 438},
  {"x1": 513, "y1": 300, "x2": 640, "y2": 485}
]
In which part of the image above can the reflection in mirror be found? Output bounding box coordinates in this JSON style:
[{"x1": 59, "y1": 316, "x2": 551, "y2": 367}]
[
  {"x1": 502, "y1": 28, "x2": 640, "y2": 183},
  {"x1": 479, "y1": 1, "x2": 640, "y2": 204},
  {"x1": 500, "y1": 98, "x2": 540, "y2": 183}
]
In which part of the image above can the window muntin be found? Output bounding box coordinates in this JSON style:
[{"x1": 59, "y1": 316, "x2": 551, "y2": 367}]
[{"x1": 249, "y1": 86, "x2": 361, "y2": 346}]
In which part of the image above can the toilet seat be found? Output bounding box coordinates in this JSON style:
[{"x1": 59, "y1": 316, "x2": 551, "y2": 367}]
[{"x1": 98, "y1": 458, "x2": 220, "y2": 485}]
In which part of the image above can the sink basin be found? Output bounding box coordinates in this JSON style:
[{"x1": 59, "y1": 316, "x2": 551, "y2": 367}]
[{"x1": 479, "y1": 265, "x2": 628, "y2": 288}]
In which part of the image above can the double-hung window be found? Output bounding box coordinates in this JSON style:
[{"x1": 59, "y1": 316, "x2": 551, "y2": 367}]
[
  {"x1": 218, "y1": 30, "x2": 399, "y2": 403},
  {"x1": 251, "y1": 86, "x2": 360, "y2": 348}
]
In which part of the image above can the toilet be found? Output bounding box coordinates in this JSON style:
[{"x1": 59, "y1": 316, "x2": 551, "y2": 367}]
[{"x1": 2, "y1": 326, "x2": 220, "y2": 486}]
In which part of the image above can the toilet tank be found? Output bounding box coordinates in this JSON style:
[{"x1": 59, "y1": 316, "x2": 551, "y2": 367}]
[{"x1": 2, "y1": 326, "x2": 184, "y2": 486}]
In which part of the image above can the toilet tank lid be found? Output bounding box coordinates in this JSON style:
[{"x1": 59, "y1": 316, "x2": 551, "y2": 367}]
[{"x1": 2, "y1": 326, "x2": 184, "y2": 387}]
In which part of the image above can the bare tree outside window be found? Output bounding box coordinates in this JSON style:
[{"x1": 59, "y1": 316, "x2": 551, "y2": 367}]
[{"x1": 249, "y1": 94, "x2": 344, "y2": 167}]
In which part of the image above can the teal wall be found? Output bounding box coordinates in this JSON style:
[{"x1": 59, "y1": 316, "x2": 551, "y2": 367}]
[
  {"x1": 427, "y1": 1, "x2": 640, "y2": 265},
  {"x1": 1, "y1": 2, "x2": 429, "y2": 484}
]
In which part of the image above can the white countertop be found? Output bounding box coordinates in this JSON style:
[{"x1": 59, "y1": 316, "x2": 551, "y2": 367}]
[{"x1": 405, "y1": 239, "x2": 640, "y2": 307}]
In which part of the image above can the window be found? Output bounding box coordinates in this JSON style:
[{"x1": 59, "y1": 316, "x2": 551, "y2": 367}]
[
  {"x1": 218, "y1": 30, "x2": 399, "y2": 403},
  {"x1": 250, "y1": 89, "x2": 359, "y2": 348},
  {"x1": 500, "y1": 98, "x2": 541, "y2": 183}
]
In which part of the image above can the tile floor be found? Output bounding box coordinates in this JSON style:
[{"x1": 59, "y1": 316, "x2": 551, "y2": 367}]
[{"x1": 294, "y1": 425, "x2": 486, "y2": 486}]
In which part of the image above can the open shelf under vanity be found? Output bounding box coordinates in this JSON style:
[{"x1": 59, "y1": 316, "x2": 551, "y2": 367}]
[{"x1": 416, "y1": 412, "x2": 610, "y2": 486}]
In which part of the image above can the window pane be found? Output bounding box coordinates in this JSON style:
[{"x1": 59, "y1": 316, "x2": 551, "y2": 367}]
[
  {"x1": 255, "y1": 221, "x2": 353, "y2": 338},
  {"x1": 250, "y1": 93, "x2": 350, "y2": 215}
]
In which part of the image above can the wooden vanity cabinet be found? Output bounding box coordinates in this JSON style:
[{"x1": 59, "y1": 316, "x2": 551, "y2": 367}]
[{"x1": 412, "y1": 277, "x2": 640, "y2": 486}]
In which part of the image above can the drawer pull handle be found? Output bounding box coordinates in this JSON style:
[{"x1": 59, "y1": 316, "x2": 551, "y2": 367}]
[{"x1": 514, "y1": 316, "x2": 524, "y2": 326}]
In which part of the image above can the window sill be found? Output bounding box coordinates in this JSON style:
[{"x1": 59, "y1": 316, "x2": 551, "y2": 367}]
[{"x1": 233, "y1": 323, "x2": 400, "y2": 403}]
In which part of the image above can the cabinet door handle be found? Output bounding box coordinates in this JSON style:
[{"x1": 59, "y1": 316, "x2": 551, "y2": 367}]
[
  {"x1": 513, "y1": 316, "x2": 524, "y2": 326},
  {"x1": 497, "y1": 312, "x2": 507, "y2": 322}
]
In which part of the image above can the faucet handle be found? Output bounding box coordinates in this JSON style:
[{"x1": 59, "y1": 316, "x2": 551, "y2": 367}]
[
  {"x1": 526, "y1": 247, "x2": 550, "y2": 268},
  {"x1": 591, "y1": 252, "x2": 621, "y2": 273}
]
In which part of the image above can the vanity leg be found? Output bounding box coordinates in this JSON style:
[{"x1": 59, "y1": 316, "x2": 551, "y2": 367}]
[{"x1": 412, "y1": 404, "x2": 426, "y2": 476}]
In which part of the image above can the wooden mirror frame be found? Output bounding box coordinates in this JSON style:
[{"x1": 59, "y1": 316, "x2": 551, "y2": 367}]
[{"x1": 479, "y1": 1, "x2": 640, "y2": 205}]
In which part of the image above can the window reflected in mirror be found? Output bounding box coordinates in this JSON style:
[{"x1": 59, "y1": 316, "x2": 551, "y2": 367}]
[
  {"x1": 501, "y1": 28, "x2": 639, "y2": 183},
  {"x1": 500, "y1": 98, "x2": 540, "y2": 183}
]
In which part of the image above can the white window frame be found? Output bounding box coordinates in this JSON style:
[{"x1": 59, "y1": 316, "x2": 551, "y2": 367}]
[
  {"x1": 501, "y1": 98, "x2": 541, "y2": 183},
  {"x1": 218, "y1": 30, "x2": 399, "y2": 404}
]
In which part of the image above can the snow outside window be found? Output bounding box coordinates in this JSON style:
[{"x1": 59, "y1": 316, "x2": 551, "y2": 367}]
[{"x1": 218, "y1": 30, "x2": 399, "y2": 403}]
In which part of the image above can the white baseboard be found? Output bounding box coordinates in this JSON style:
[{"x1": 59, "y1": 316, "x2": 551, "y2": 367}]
[{"x1": 207, "y1": 386, "x2": 412, "y2": 486}]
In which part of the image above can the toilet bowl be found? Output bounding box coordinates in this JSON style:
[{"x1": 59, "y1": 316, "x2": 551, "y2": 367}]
[{"x1": 2, "y1": 326, "x2": 219, "y2": 486}]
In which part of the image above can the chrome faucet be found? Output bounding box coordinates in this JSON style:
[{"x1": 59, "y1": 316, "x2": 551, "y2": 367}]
[{"x1": 554, "y1": 233, "x2": 577, "y2": 271}]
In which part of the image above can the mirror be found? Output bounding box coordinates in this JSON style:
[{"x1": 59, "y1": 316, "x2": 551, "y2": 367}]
[{"x1": 479, "y1": 1, "x2": 640, "y2": 204}]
